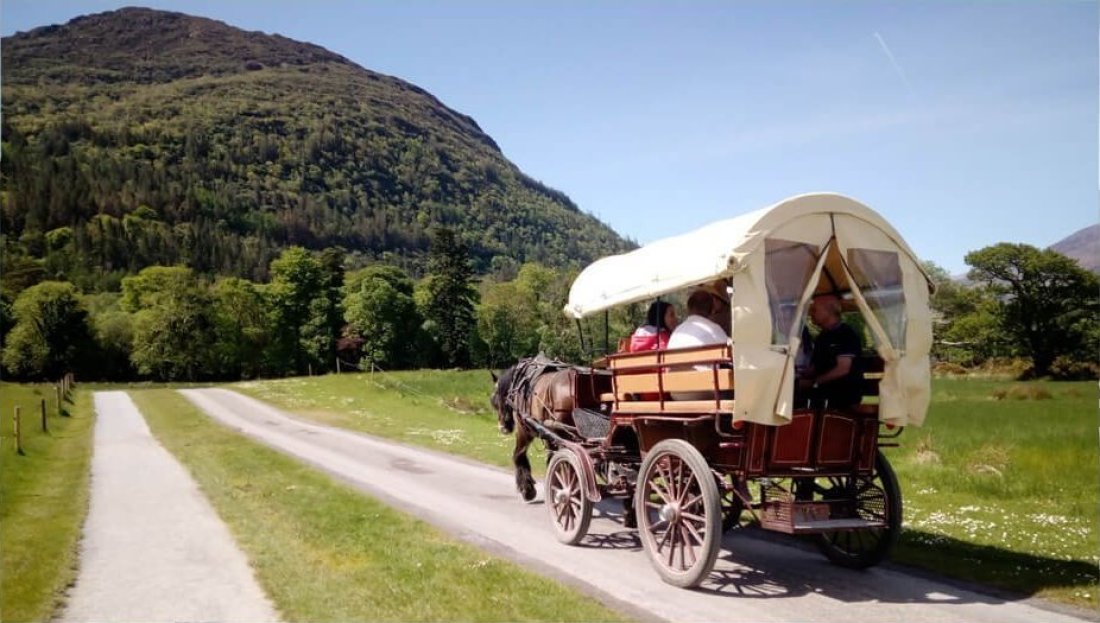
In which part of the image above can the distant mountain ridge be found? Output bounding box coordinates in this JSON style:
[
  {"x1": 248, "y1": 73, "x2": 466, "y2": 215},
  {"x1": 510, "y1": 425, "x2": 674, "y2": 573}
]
[
  {"x1": 1, "y1": 7, "x2": 629, "y2": 287},
  {"x1": 1050, "y1": 224, "x2": 1099, "y2": 274}
]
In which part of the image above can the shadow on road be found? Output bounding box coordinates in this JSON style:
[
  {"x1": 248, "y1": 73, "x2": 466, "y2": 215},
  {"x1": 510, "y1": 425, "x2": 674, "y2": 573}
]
[{"x1": 690, "y1": 525, "x2": 1094, "y2": 612}]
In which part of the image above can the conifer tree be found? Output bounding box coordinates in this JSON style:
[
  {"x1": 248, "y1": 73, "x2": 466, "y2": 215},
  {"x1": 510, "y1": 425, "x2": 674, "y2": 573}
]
[{"x1": 421, "y1": 227, "x2": 478, "y2": 368}]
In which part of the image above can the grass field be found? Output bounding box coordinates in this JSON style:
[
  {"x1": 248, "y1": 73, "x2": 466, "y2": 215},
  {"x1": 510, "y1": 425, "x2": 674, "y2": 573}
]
[
  {"x1": 892, "y1": 378, "x2": 1097, "y2": 606},
  {"x1": 236, "y1": 370, "x2": 524, "y2": 469},
  {"x1": 0, "y1": 383, "x2": 94, "y2": 622},
  {"x1": 235, "y1": 371, "x2": 1098, "y2": 610},
  {"x1": 132, "y1": 389, "x2": 629, "y2": 622}
]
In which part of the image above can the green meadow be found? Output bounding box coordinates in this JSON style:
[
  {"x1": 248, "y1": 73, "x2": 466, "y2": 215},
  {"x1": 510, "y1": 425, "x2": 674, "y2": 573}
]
[{"x1": 236, "y1": 372, "x2": 1098, "y2": 609}]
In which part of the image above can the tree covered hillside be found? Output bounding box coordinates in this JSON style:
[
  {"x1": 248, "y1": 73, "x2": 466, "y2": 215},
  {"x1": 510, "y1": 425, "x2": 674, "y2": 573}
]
[{"x1": 1, "y1": 7, "x2": 629, "y2": 291}]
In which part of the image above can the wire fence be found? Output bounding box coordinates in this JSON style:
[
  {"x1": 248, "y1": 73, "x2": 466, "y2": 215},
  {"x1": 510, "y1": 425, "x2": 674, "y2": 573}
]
[{"x1": 335, "y1": 357, "x2": 436, "y2": 402}]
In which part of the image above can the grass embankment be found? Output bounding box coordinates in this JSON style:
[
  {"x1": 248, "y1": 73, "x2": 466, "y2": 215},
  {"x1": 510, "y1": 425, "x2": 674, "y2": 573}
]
[
  {"x1": 132, "y1": 389, "x2": 628, "y2": 622},
  {"x1": 237, "y1": 371, "x2": 1098, "y2": 610},
  {"x1": 0, "y1": 383, "x2": 94, "y2": 622}
]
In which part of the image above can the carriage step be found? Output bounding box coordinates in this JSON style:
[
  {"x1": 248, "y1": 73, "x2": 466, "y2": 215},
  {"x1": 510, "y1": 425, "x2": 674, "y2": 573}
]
[
  {"x1": 759, "y1": 501, "x2": 886, "y2": 534},
  {"x1": 764, "y1": 517, "x2": 888, "y2": 535}
]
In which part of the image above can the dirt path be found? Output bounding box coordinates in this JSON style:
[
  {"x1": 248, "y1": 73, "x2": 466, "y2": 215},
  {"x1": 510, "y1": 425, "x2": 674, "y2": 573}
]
[
  {"x1": 181, "y1": 388, "x2": 1090, "y2": 623},
  {"x1": 61, "y1": 391, "x2": 280, "y2": 623}
]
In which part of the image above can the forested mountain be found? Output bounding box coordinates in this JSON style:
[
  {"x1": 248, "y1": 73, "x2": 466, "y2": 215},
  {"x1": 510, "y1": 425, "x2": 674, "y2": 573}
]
[{"x1": 1, "y1": 7, "x2": 629, "y2": 291}]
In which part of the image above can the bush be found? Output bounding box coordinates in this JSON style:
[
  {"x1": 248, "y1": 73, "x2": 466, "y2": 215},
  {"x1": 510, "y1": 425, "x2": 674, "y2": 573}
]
[
  {"x1": 932, "y1": 361, "x2": 969, "y2": 376},
  {"x1": 1048, "y1": 356, "x2": 1099, "y2": 381},
  {"x1": 991, "y1": 385, "x2": 1053, "y2": 401},
  {"x1": 975, "y1": 357, "x2": 1033, "y2": 379}
]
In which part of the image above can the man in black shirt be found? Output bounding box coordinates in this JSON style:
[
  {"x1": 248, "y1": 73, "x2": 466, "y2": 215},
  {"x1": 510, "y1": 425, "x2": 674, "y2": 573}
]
[{"x1": 797, "y1": 294, "x2": 863, "y2": 408}]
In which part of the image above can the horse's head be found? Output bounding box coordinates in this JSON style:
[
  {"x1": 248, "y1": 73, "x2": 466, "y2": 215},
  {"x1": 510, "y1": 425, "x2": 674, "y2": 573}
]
[{"x1": 490, "y1": 365, "x2": 517, "y2": 434}]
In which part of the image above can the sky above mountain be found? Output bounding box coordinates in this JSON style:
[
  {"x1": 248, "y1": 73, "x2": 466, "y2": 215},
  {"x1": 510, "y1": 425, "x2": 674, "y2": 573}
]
[{"x1": 3, "y1": 1, "x2": 1095, "y2": 274}]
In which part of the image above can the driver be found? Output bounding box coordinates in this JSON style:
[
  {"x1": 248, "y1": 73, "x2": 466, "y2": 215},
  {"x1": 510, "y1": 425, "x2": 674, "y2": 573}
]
[{"x1": 797, "y1": 294, "x2": 863, "y2": 408}]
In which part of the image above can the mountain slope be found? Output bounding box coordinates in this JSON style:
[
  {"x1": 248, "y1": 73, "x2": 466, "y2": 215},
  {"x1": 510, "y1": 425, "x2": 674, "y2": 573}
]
[
  {"x1": 1, "y1": 7, "x2": 628, "y2": 286},
  {"x1": 1050, "y1": 224, "x2": 1099, "y2": 274}
]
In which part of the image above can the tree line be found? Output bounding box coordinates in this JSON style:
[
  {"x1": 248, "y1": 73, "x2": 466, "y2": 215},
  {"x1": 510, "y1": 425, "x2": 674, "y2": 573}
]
[
  {"x1": 1, "y1": 230, "x2": 1094, "y2": 382},
  {"x1": 0, "y1": 226, "x2": 635, "y2": 382}
]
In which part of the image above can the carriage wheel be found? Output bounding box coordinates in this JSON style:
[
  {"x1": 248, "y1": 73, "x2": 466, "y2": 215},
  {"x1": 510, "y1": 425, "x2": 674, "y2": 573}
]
[
  {"x1": 634, "y1": 440, "x2": 722, "y2": 588},
  {"x1": 546, "y1": 450, "x2": 593, "y2": 545},
  {"x1": 720, "y1": 474, "x2": 745, "y2": 533},
  {"x1": 810, "y1": 451, "x2": 902, "y2": 569}
]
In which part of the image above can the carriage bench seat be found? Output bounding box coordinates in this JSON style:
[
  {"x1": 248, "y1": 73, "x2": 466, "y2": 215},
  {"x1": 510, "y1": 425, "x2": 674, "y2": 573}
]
[{"x1": 601, "y1": 344, "x2": 734, "y2": 414}]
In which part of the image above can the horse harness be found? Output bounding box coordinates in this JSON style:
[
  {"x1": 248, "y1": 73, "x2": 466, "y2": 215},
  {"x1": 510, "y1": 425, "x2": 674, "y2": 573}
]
[{"x1": 505, "y1": 354, "x2": 574, "y2": 418}]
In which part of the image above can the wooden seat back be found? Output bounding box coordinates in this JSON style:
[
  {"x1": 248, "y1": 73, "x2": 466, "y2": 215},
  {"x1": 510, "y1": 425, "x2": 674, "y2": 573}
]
[{"x1": 603, "y1": 344, "x2": 734, "y2": 413}]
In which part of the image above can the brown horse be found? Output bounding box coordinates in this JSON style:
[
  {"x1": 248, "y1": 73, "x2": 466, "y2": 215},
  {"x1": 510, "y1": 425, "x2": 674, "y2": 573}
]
[{"x1": 490, "y1": 357, "x2": 577, "y2": 501}]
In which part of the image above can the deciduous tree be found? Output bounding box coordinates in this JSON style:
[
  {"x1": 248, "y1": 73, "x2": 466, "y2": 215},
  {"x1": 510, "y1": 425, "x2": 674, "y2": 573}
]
[
  {"x1": 1, "y1": 281, "x2": 94, "y2": 379},
  {"x1": 965, "y1": 243, "x2": 1099, "y2": 376},
  {"x1": 212, "y1": 277, "x2": 268, "y2": 379},
  {"x1": 127, "y1": 268, "x2": 217, "y2": 380},
  {"x1": 343, "y1": 265, "x2": 421, "y2": 369},
  {"x1": 266, "y1": 247, "x2": 326, "y2": 375}
]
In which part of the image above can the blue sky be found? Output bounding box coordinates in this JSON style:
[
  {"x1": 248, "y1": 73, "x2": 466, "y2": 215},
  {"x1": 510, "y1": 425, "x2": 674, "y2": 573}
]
[{"x1": 3, "y1": 1, "x2": 1096, "y2": 274}]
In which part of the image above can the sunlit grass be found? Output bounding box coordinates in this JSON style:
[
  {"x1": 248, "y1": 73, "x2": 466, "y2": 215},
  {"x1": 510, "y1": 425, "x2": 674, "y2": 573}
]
[
  {"x1": 893, "y1": 378, "x2": 1097, "y2": 607},
  {"x1": 133, "y1": 388, "x2": 627, "y2": 622},
  {"x1": 238, "y1": 371, "x2": 1098, "y2": 610},
  {"x1": 233, "y1": 370, "x2": 539, "y2": 472},
  {"x1": 0, "y1": 383, "x2": 94, "y2": 622}
]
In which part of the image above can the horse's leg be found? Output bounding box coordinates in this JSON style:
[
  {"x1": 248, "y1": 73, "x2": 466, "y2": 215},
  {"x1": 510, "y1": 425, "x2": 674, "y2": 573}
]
[
  {"x1": 512, "y1": 424, "x2": 537, "y2": 501},
  {"x1": 622, "y1": 495, "x2": 636, "y2": 529}
]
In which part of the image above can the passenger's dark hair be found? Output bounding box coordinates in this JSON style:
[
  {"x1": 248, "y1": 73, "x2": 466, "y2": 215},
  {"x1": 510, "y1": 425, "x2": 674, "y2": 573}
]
[
  {"x1": 646, "y1": 301, "x2": 674, "y2": 331},
  {"x1": 687, "y1": 290, "x2": 715, "y2": 316}
]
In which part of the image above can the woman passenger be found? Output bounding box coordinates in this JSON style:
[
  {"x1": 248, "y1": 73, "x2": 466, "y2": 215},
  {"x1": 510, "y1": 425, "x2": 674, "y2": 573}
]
[{"x1": 629, "y1": 301, "x2": 678, "y2": 352}]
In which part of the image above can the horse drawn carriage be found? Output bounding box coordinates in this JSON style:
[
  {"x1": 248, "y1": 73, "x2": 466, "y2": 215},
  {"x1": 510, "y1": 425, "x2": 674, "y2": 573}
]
[{"x1": 492, "y1": 193, "x2": 933, "y2": 588}]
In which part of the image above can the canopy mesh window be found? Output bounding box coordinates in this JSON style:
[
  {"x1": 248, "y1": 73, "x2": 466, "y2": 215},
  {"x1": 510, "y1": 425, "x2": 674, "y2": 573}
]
[
  {"x1": 764, "y1": 239, "x2": 820, "y2": 345},
  {"x1": 847, "y1": 248, "x2": 906, "y2": 350}
]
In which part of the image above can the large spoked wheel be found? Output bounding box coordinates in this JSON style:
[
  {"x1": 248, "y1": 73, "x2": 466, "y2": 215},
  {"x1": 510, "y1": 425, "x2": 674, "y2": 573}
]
[
  {"x1": 546, "y1": 449, "x2": 593, "y2": 545},
  {"x1": 635, "y1": 439, "x2": 722, "y2": 588},
  {"x1": 806, "y1": 450, "x2": 902, "y2": 569}
]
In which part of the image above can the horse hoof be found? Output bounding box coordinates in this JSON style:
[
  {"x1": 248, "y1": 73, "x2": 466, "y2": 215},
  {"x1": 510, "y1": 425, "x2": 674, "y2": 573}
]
[{"x1": 522, "y1": 487, "x2": 537, "y2": 502}]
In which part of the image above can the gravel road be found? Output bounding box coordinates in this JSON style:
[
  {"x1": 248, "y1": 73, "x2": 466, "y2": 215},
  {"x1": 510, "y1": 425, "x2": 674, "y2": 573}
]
[
  {"x1": 62, "y1": 391, "x2": 280, "y2": 623},
  {"x1": 179, "y1": 388, "x2": 1091, "y2": 623}
]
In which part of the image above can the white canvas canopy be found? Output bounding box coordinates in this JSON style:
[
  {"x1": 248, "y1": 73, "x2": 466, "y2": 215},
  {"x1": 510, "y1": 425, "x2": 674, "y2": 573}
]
[{"x1": 566, "y1": 192, "x2": 934, "y2": 427}]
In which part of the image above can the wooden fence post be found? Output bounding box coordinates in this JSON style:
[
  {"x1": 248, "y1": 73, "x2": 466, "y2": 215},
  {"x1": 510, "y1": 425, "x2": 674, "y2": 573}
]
[
  {"x1": 41, "y1": 399, "x2": 48, "y2": 433},
  {"x1": 14, "y1": 406, "x2": 24, "y2": 455},
  {"x1": 56, "y1": 385, "x2": 63, "y2": 416}
]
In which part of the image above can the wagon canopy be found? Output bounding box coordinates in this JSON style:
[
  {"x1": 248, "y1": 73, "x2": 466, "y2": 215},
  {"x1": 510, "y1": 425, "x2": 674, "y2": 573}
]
[{"x1": 565, "y1": 192, "x2": 934, "y2": 427}]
